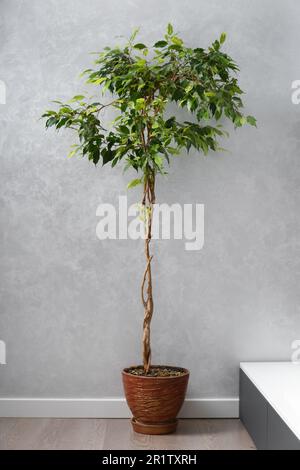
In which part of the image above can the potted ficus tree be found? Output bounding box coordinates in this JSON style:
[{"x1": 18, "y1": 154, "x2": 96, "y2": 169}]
[{"x1": 42, "y1": 24, "x2": 255, "y2": 434}]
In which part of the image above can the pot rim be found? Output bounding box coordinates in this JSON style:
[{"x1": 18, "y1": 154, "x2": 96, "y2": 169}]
[{"x1": 122, "y1": 365, "x2": 189, "y2": 379}]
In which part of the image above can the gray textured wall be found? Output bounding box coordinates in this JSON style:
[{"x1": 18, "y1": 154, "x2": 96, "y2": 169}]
[{"x1": 0, "y1": 0, "x2": 299, "y2": 399}]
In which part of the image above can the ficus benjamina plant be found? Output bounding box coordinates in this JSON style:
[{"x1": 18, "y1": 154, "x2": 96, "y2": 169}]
[{"x1": 42, "y1": 24, "x2": 256, "y2": 373}]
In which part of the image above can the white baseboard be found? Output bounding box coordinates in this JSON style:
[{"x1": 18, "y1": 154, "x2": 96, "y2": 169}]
[{"x1": 0, "y1": 398, "x2": 239, "y2": 418}]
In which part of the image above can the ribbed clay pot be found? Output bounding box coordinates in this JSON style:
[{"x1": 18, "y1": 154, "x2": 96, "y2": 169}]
[{"x1": 122, "y1": 365, "x2": 189, "y2": 435}]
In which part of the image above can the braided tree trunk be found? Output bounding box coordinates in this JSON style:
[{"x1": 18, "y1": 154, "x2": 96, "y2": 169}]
[{"x1": 141, "y1": 172, "x2": 155, "y2": 373}]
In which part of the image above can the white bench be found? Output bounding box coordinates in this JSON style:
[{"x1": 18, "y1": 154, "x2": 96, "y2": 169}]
[{"x1": 240, "y1": 362, "x2": 300, "y2": 450}]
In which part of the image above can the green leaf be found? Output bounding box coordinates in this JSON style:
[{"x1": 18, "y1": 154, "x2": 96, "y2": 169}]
[
  {"x1": 133, "y1": 43, "x2": 147, "y2": 49},
  {"x1": 111, "y1": 157, "x2": 119, "y2": 168},
  {"x1": 91, "y1": 77, "x2": 106, "y2": 85},
  {"x1": 204, "y1": 91, "x2": 216, "y2": 98},
  {"x1": 168, "y1": 44, "x2": 182, "y2": 51},
  {"x1": 92, "y1": 148, "x2": 100, "y2": 165},
  {"x1": 130, "y1": 27, "x2": 140, "y2": 42},
  {"x1": 167, "y1": 23, "x2": 173, "y2": 35},
  {"x1": 153, "y1": 40, "x2": 168, "y2": 48},
  {"x1": 135, "y1": 59, "x2": 146, "y2": 68},
  {"x1": 127, "y1": 178, "x2": 142, "y2": 189},
  {"x1": 60, "y1": 106, "x2": 72, "y2": 113},
  {"x1": 45, "y1": 116, "x2": 57, "y2": 128},
  {"x1": 167, "y1": 147, "x2": 180, "y2": 155},
  {"x1": 101, "y1": 148, "x2": 115, "y2": 165},
  {"x1": 42, "y1": 110, "x2": 57, "y2": 117},
  {"x1": 234, "y1": 115, "x2": 246, "y2": 127},
  {"x1": 185, "y1": 83, "x2": 194, "y2": 93},
  {"x1": 67, "y1": 149, "x2": 77, "y2": 158},
  {"x1": 220, "y1": 32, "x2": 226, "y2": 45},
  {"x1": 118, "y1": 125, "x2": 130, "y2": 134},
  {"x1": 56, "y1": 117, "x2": 69, "y2": 128},
  {"x1": 171, "y1": 36, "x2": 183, "y2": 46},
  {"x1": 154, "y1": 155, "x2": 163, "y2": 166},
  {"x1": 212, "y1": 40, "x2": 220, "y2": 51},
  {"x1": 70, "y1": 95, "x2": 85, "y2": 102},
  {"x1": 246, "y1": 115, "x2": 257, "y2": 127},
  {"x1": 135, "y1": 98, "x2": 145, "y2": 110},
  {"x1": 165, "y1": 117, "x2": 176, "y2": 128},
  {"x1": 102, "y1": 80, "x2": 111, "y2": 92},
  {"x1": 79, "y1": 68, "x2": 93, "y2": 77}
]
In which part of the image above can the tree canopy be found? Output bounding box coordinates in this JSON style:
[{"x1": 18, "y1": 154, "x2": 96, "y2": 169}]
[{"x1": 42, "y1": 24, "x2": 256, "y2": 187}]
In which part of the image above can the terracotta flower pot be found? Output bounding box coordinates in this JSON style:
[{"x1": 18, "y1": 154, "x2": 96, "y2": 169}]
[{"x1": 122, "y1": 365, "x2": 189, "y2": 435}]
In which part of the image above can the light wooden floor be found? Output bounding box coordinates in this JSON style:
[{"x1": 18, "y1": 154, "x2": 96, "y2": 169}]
[{"x1": 0, "y1": 418, "x2": 255, "y2": 450}]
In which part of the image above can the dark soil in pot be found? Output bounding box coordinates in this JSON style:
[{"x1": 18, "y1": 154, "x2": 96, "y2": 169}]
[{"x1": 126, "y1": 365, "x2": 186, "y2": 377}]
